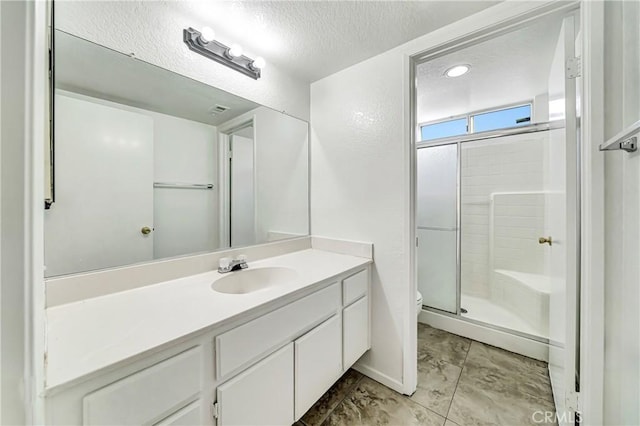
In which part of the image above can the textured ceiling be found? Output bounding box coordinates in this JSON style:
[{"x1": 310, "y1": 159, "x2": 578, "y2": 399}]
[
  {"x1": 169, "y1": 1, "x2": 500, "y2": 82},
  {"x1": 55, "y1": 30, "x2": 259, "y2": 126},
  {"x1": 416, "y1": 13, "x2": 564, "y2": 123}
]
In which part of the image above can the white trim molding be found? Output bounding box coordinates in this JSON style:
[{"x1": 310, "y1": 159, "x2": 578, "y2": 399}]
[
  {"x1": 579, "y1": 1, "x2": 605, "y2": 424},
  {"x1": 0, "y1": 0, "x2": 48, "y2": 423}
]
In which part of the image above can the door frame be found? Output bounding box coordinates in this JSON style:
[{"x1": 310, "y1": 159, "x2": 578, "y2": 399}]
[
  {"x1": 576, "y1": 1, "x2": 605, "y2": 423},
  {"x1": 217, "y1": 118, "x2": 257, "y2": 248},
  {"x1": 407, "y1": 1, "x2": 605, "y2": 422}
]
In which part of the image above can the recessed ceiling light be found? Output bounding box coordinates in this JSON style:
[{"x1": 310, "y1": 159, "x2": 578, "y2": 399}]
[{"x1": 445, "y1": 64, "x2": 470, "y2": 78}]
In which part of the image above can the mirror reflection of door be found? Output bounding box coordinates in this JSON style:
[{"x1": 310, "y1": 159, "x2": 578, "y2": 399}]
[
  {"x1": 44, "y1": 93, "x2": 155, "y2": 276},
  {"x1": 229, "y1": 125, "x2": 256, "y2": 247}
]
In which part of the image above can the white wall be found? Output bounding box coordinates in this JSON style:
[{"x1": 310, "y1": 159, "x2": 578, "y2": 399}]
[
  {"x1": 312, "y1": 53, "x2": 410, "y2": 389},
  {"x1": 220, "y1": 107, "x2": 309, "y2": 245},
  {"x1": 1, "y1": 2, "x2": 31, "y2": 422},
  {"x1": 0, "y1": 3, "x2": 28, "y2": 422},
  {"x1": 310, "y1": 1, "x2": 563, "y2": 393},
  {"x1": 603, "y1": 1, "x2": 640, "y2": 424},
  {"x1": 253, "y1": 108, "x2": 308, "y2": 242},
  {"x1": 54, "y1": 1, "x2": 310, "y2": 121}
]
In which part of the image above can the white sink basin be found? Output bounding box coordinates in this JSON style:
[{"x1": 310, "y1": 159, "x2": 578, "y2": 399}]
[{"x1": 211, "y1": 267, "x2": 299, "y2": 294}]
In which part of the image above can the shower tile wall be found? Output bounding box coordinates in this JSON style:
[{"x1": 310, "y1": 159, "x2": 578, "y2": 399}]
[
  {"x1": 492, "y1": 193, "x2": 546, "y2": 274},
  {"x1": 461, "y1": 133, "x2": 548, "y2": 299}
]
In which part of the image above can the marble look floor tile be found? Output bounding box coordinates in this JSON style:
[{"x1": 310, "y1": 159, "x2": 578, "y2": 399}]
[
  {"x1": 300, "y1": 369, "x2": 363, "y2": 426},
  {"x1": 444, "y1": 420, "x2": 461, "y2": 426},
  {"x1": 448, "y1": 343, "x2": 556, "y2": 426},
  {"x1": 410, "y1": 358, "x2": 462, "y2": 416},
  {"x1": 322, "y1": 377, "x2": 445, "y2": 426},
  {"x1": 463, "y1": 341, "x2": 554, "y2": 403},
  {"x1": 448, "y1": 379, "x2": 556, "y2": 426},
  {"x1": 418, "y1": 324, "x2": 471, "y2": 367}
]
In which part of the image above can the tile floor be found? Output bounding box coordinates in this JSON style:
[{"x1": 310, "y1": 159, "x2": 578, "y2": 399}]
[{"x1": 296, "y1": 323, "x2": 556, "y2": 426}]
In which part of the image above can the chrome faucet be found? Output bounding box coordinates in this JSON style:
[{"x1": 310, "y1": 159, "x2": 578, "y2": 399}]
[{"x1": 218, "y1": 255, "x2": 248, "y2": 274}]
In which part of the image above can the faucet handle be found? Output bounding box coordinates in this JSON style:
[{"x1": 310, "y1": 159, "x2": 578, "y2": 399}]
[
  {"x1": 235, "y1": 254, "x2": 247, "y2": 262},
  {"x1": 219, "y1": 257, "x2": 231, "y2": 269}
]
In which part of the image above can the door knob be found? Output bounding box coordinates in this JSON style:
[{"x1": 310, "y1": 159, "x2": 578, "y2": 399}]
[
  {"x1": 141, "y1": 226, "x2": 153, "y2": 235},
  {"x1": 538, "y1": 236, "x2": 552, "y2": 246}
]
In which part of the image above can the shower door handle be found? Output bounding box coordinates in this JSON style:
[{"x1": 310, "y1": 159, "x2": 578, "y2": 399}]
[{"x1": 538, "y1": 236, "x2": 552, "y2": 246}]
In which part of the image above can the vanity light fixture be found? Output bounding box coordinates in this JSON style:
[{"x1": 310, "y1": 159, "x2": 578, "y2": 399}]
[
  {"x1": 445, "y1": 64, "x2": 470, "y2": 78},
  {"x1": 183, "y1": 27, "x2": 264, "y2": 79}
]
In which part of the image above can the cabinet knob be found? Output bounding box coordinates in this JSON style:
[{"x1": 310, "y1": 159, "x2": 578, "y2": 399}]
[{"x1": 141, "y1": 226, "x2": 152, "y2": 235}]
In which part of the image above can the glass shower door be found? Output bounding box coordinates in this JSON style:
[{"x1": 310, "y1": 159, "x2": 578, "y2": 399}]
[{"x1": 416, "y1": 144, "x2": 458, "y2": 313}]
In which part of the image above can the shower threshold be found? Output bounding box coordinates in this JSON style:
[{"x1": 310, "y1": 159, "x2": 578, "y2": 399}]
[{"x1": 460, "y1": 294, "x2": 547, "y2": 339}]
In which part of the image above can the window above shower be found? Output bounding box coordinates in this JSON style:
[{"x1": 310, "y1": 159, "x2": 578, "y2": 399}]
[{"x1": 419, "y1": 103, "x2": 533, "y2": 141}]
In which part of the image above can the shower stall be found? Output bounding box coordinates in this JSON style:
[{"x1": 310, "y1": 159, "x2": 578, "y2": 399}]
[
  {"x1": 414, "y1": 8, "x2": 580, "y2": 350},
  {"x1": 417, "y1": 123, "x2": 565, "y2": 341}
]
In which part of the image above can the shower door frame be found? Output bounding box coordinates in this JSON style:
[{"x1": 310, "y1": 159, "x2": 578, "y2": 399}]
[{"x1": 416, "y1": 121, "x2": 565, "y2": 344}]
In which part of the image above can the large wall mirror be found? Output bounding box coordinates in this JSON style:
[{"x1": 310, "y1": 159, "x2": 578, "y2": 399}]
[{"x1": 44, "y1": 30, "x2": 309, "y2": 277}]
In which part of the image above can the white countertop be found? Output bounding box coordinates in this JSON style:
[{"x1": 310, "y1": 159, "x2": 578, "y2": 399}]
[{"x1": 45, "y1": 249, "x2": 371, "y2": 391}]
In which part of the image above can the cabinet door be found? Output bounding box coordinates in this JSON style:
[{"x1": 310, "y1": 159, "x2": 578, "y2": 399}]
[
  {"x1": 217, "y1": 343, "x2": 294, "y2": 426},
  {"x1": 343, "y1": 296, "x2": 369, "y2": 368},
  {"x1": 294, "y1": 315, "x2": 342, "y2": 420}
]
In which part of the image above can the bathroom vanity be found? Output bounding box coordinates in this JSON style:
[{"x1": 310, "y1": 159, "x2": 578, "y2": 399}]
[{"x1": 43, "y1": 245, "x2": 372, "y2": 425}]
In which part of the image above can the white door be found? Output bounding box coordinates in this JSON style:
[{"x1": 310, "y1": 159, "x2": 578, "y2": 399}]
[
  {"x1": 44, "y1": 93, "x2": 154, "y2": 276},
  {"x1": 230, "y1": 130, "x2": 255, "y2": 247},
  {"x1": 546, "y1": 14, "x2": 580, "y2": 423}
]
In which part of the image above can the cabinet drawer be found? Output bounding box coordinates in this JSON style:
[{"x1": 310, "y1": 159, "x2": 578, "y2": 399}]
[
  {"x1": 343, "y1": 296, "x2": 369, "y2": 368},
  {"x1": 216, "y1": 282, "x2": 340, "y2": 379},
  {"x1": 294, "y1": 315, "x2": 342, "y2": 420},
  {"x1": 217, "y1": 343, "x2": 294, "y2": 426},
  {"x1": 83, "y1": 346, "x2": 202, "y2": 425},
  {"x1": 342, "y1": 269, "x2": 368, "y2": 306}
]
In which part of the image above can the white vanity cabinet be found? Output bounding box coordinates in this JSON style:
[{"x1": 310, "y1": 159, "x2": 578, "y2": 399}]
[{"x1": 44, "y1": 265, "x2": 371, "y2": 426}]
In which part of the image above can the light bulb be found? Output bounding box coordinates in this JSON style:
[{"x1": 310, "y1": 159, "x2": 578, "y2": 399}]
[
  {"x1": 228, "y1": 44, "x2": 243, "y2": 58},
  {"x1": 252, "y1": 56, "x2": 266, "y2": 69},
  {"x1": 199, "y1": 27, "x2": 215, "y2": 43}
]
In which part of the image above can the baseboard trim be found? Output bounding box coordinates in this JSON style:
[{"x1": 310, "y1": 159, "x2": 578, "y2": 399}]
[
  {"x1": 419, "y1": 309, "x2": 549, "y2": 362},
  {"x1": 352, "y1": 362, "x2": 406, "y2": 395}
]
